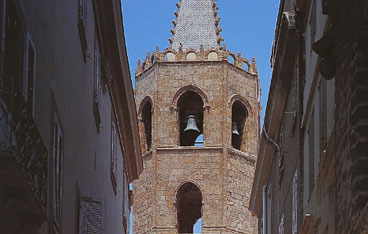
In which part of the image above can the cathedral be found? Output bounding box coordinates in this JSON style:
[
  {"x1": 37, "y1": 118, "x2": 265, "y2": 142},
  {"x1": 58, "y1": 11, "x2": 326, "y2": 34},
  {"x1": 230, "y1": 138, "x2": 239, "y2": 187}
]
[{"x1": 133, "y1": 0, "x2": 260, "y2": 233}]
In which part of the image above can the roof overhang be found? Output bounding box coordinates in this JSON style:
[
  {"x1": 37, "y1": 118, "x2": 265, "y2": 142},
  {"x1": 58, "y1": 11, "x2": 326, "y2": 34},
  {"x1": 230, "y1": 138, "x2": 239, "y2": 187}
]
[
  {"x1": 94, "y1": 0, "x2": 143, "y2": 182},
  {"x1": 249, "y1": 10, "x2": 297, "y2": 216}
]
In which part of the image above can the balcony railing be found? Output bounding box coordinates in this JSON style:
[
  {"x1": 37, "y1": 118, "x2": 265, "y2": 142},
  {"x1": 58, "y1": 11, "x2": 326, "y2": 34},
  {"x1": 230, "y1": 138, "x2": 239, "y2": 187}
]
[{"x1": 0, "y1": 74, "x2": 48, "y2": 213}]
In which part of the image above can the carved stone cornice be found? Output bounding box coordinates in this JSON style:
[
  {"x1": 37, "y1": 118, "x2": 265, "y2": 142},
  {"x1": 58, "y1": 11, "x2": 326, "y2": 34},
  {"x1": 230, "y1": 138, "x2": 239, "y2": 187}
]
[{"x1": 135, "y1": 47, "x2": 257, "y2": 77}]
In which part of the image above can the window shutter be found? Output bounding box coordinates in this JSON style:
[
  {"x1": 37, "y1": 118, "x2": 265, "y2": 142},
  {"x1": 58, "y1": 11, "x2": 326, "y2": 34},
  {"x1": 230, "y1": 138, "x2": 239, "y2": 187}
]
[{"x1": 80, "y1": 198, "x2": 103, "y2": 234}]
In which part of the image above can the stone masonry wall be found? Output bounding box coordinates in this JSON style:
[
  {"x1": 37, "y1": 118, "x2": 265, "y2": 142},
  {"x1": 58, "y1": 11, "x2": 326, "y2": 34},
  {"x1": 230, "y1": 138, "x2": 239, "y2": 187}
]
[
  {"x1": 133, "y1": 152, "x2": 154, "y2": 234},
  {"x1": 226, "y1": 150, "x2": 258, "y2": 234},
  {"x1": 133, "y1": 59, "x2": 259, "y2": 234},
  {"x1": 155, "y1": 148, "x2": 224, "y2": 233}
]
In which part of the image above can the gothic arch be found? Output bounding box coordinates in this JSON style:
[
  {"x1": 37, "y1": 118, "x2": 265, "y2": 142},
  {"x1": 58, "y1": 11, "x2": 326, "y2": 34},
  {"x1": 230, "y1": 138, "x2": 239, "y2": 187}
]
[
  {"x1": 176, "y1": 88, "x2": 205, "y2": 146},
  {"x1": 174, "y1": 180, "x2": 204, "y2": 198},
  {"x1": 138, "y1": 96, "x2": 153, "y2": 116},
  {"x1": 229, "y1": 94, "x2": 252, "y2": 116},
  {"x1": 230, "y1": 95, "x2": 251, "y2": 151},
  {"x1": 175, "y1": 181, "x2": 203, "y2": 233},
  {"x1": 172, "y1": 85, "x2": 209, "y2": 110},
  {"x1": 138, "y1": 96, "x2": 153, "y2": 152}
]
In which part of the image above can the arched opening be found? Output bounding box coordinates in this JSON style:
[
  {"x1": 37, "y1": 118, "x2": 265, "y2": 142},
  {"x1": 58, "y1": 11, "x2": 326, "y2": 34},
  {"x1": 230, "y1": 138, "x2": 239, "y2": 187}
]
[
  {"x1": 227, "y1": 54, "x2": 235, "y2": 65},
  {"x1": 178, "y1": 91, "x2": 204, "y2": 146},
  {"x1": 176, "y1": 182, "x2": 203, "y2": 233},
  {"x1": 242, "y1": 61, "x2": 250, "y2": 71},
  {"x1": 207, "y1": 51, "x2": 218, "y2": 61},
  {"x1": 186, "y1": 52, "x2": 197, "y2": 61},
  {"x1": 142, "y1": 101, "x2": 152, "y2": 151},
  {"x1": 231, "y1": 100, "x2": 248, "y2": 150},
  {"x1": 165, "y1": 52, "x2": 176, "y2": 61}
]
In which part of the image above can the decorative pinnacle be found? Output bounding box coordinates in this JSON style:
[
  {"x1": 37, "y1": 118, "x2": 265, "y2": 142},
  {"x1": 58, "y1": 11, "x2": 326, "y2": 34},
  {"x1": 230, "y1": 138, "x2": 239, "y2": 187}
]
[{"x1": 251, "y1": 57, "x2": 258, "y2": 74}]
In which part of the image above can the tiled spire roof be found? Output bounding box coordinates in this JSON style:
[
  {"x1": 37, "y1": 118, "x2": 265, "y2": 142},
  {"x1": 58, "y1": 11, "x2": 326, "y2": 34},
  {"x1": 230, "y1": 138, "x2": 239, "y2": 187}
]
[{"x1": 169, "y1": 0, "x2": 223, "y2": 51}]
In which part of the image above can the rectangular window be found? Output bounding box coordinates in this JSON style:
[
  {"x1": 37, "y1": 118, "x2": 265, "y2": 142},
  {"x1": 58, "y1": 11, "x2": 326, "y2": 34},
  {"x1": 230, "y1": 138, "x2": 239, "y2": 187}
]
[
  {"x1": 79, "y1": 198, "x2": 104, "y2": 234},
  {"x1": 78, "y1": 0, "x2": 87, "y2": 61},
  {"x1": 52, "y1": 112, "x2": 64, "y2": 231},
  {"x1": 308, "y1": 110, "x2": 315, "y2": 199},
  {"x1": 111, "y1": 115, "x2": 118, "y2": 194},
  {"x1": 26, "y1": 35, "x2": 36, "y2": 115}
]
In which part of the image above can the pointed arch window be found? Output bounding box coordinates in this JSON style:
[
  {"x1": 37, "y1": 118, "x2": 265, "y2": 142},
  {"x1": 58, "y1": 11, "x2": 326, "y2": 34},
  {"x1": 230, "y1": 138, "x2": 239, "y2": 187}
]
[
  {"x1": 178, "y1": 91, "x2": 204, "y2": 146},
  {"x1": 142, "y1": 101, "x2": 152, "y2": 151},
  {"x1": 176, "y1": 182, "x2": 203, "y2": 233},
  {"x1": 231, "y1": 100, "x2": 248, "y2": 150}
]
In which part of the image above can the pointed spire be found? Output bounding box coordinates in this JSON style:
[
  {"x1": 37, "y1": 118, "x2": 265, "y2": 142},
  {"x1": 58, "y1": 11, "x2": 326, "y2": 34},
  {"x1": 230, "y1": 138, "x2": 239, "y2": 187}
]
[{"x1": 170, "y1": 0, "x2": 223, "y2": 51}]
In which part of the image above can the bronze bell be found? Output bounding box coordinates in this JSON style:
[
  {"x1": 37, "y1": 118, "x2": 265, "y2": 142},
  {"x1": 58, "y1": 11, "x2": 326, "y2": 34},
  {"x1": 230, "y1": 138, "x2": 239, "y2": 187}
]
[
  {"x1": 184, "y1": 115, "x2": 200, "y2": 133},
  {"x1": 232, "y1": 122, "x2": 240, "y2": 135}
]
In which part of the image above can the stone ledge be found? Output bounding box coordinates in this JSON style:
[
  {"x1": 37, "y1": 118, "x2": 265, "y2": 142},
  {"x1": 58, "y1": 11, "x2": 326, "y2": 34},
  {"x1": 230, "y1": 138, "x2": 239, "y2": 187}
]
[
  {"x1": 156, "y1": 146, "x2": 224, "y2": 154},
  {"x1": 227, "y1": 147, "x2": 257, "y2": 166}
]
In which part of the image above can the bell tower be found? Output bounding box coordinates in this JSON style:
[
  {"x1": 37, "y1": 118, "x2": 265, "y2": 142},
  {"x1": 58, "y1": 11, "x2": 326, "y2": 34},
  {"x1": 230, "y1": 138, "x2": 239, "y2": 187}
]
[{"x1": 133, "y1": 0, "x2": 260, "y2": 233}]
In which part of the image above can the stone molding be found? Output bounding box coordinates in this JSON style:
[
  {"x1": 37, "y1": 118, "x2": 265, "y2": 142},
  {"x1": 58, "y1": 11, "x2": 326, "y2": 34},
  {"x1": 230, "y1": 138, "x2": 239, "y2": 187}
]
[
  {"x1": 229, "y1": 94, "x2": 253, "y2": 116},
  {"x1": 135, "y1": 47, "x2": 258, "y2": 77},
  {"x1": 137, "y1": 95, "x2": 154, "y2": 117},
  {"x1": 227, "y1": 147, "x2": 257, "y2": 166},
  {"x1": 170, "y1": 84, "x2": 210, "y2": 112},
  {"x1": 156, "y1": 146, "x2": 223, "y2": 154}
]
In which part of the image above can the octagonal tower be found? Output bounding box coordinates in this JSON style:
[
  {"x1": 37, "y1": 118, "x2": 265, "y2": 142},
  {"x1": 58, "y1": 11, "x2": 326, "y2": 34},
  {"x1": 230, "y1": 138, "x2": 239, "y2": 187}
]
[{"x1": 133, "y1": 0, "x2": 260, "y2": 233}]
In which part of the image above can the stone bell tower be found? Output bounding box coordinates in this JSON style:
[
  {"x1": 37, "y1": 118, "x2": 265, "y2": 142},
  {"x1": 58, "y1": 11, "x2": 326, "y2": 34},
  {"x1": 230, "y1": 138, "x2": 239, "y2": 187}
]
[{"x1": 133, "y1": 0, "x2": 260, "y2": 233}]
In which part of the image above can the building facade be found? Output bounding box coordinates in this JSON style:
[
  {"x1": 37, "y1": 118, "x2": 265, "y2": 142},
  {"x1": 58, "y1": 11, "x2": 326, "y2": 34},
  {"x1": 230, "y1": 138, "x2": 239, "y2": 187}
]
[
  {"x1": 0, "y1": 0, "x2": 142, "y2": 233},
  {"x1": 250, "y1": 0, "x2": 367, "y2": 234},
  {"x1": 133, "y1": 0, "x2": 260, "y2": 233}
]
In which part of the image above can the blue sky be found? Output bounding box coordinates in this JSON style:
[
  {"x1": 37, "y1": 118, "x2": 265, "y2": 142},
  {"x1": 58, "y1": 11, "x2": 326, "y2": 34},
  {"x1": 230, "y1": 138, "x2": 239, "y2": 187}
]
[{"x1": 121, "y1": 0, "x2": 280, "y2": 233}]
